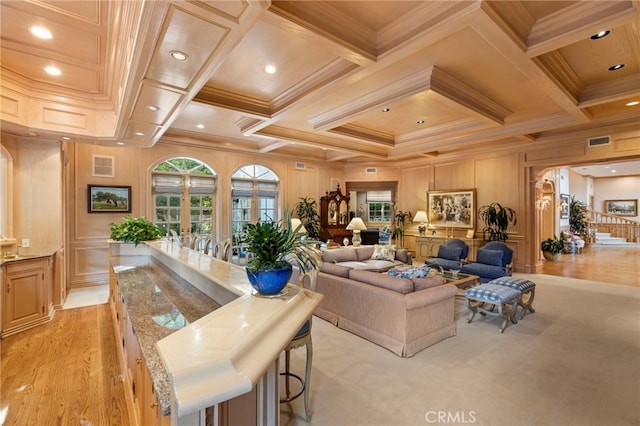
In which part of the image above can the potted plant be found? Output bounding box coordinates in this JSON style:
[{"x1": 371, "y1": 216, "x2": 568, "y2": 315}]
[
  {"x1": 244, "y1": 208, "x2": 321, "y2": 296},
  {"x1": 478, "y1": 202, "x2": 518, "y2": 242},
  {"x1": 294, "y1": 196, "x2": 322, "y2": 241},
  {"x1": 541, "y1": 235, "x2": 564, "y2": 261},
  {"x1": 392, "y1": 211, "x2": 412, "y2": 247},
  {"x1": 109, "y1": 215, "x2": 163, "y2": 246},
  {"x1": 569, "y1": 195, "x2": 588, "y2": 235}
]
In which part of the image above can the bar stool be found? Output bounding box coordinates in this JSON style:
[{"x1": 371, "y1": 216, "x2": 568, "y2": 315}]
[{"x1": 280, "y1": 268, "x2": 318, "y2": 422}]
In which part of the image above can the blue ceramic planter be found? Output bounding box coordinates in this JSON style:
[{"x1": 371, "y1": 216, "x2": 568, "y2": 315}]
[{"x1": 245, "y1": 265, "x2": 292, "y2": 295}]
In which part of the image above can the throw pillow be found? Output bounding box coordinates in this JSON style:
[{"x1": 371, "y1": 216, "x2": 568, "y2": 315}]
[
  {"x1": 388, "y1": 265, "x2": 430, "y2": 279},
  {"x1": 370, "y1": 244, "x2": 397, "y2": 262},
  {"x1": 476, "y1": 249, "x2": 503, "y2": 267},
  {"x1": 437, "y1": 245, "x2": 463, "y2": 261}
]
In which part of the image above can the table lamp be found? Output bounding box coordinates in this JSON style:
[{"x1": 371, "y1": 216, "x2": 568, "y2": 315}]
[
  {"x1": 346, "y1": 217, "x2": 367, "y2": 246},
  {"x1": 290, "y1": 218, "x2": 307, "y2": 239},
  {"x1": 413, "y1": 210, "x2": 428, "y2": 235}
]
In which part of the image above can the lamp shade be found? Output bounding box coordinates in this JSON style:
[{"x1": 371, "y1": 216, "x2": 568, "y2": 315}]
[
  {"x1": 290, "y1": 218, "x2": 307, "y2": 234},
  {"x1": 346, "y1": 217, "x2": 367, "y2": 231},
  {"x1": 413, "y1": 210, "x2": 428, "y2": 223}
]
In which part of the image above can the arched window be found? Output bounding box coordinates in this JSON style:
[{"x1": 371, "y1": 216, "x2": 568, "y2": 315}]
[
  {"x1": 231, "y1": 165, "x2": 279, "y2": 234},
  {"x1": 152, "y1": 157, "x2": 217, "y2": 238},
  {"x1": 0, "y1": 146, "x2": 14, "y2": 241}
]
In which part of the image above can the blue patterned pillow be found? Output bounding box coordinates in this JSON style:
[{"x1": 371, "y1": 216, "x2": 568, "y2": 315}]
[
  {"x1": 437, "y1": 245, "x2": 462, "y2": 261},
  {"x1": 477, "y1": 249, "x2": 503, "y2": 267},
  {"x1": 388, "y1": 265, "x2": 430, "y2": 279}
]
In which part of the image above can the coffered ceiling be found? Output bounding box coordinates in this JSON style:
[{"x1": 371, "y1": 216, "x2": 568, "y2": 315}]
[{"x1": 1, "y1": 0, "x2": 639, "y2": 165}]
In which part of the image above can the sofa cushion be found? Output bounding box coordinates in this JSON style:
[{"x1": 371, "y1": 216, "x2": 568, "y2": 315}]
[
  {"x1": 338, "y1": 260, "x2": 398, "y2": 272},
  {"x1": 370, "y1": 244, "x2": 397, "y2": 261},
  {"x1": 322, "y1": 247, "x2": 357, "y2": 263},
  {"x1": 319, "y1": 262, "x2": 351, "y2": 278},
  {"x1": 355, "y1": 245, "x2": 375, "y2": 261},
  {"x1": 394, "y1": 248, "x2": 411, "y2": 264},
  {"x1": 388, "y1": 265, "x2": 430, "y2": 279},
  {"x1": 349, "y1": 269, "x2": 414, "y2": 294},
  {"x1": 476, "y1": 249, "x2": 503, "y2": 267},
  {"x1": 413, "y1": 274, "x2": 445, "y2": 291},
  {"x1": 437, "y1": 245, "x2": 463, "y2": 261}
]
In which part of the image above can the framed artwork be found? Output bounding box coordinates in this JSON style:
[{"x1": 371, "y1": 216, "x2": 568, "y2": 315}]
[
  {"x1": 88, "y1": 185, "x2": 131, "y2": 213},
  {"x1": 604, "y1": 199, "x2": 637, "y2": 217},
  {"x1": 560, "y1": 194, "x2": 570, "y2": 219},
  {"x1": 427, "y1": 189, "x2": 475, "y2": 229}
]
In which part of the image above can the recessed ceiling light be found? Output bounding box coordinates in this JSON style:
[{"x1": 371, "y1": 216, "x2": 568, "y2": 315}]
[
  {"x1": 147, "y1": 105, "x2": 160, "y2": 111},
  {"x1": 265, "y1": 65, "x2": 276, "y2": 74},
  {"x1": 381, "y1": 108, "x2": 390, "y2": 112},
  {"x1": 611, "y1": 169, "x2": 617, "y2": 173},
  {"x1": 117, "y1": 142, "x2": 125, "y2": 146},
  {"x1": 44, "y1": 66, "x2": 61, "y2": 76},
  {"x1": 196, "y1": 124, "x2": 204, "y2": 129},
  {"x1": 590, "y1": 30, "x2": 611, "y2": 40},
  {"x1": 135, "y1": 132, "x2": 144, "y2": 136},
  {"x1": 61, "y1": 136, "x2": 71, "y2": 141},
  {"x1": 626, "y1": 101, "x2": 639, "y2": 107},
  {"x1": 608, "y1": 63, "x2": 625, "y2": 71},
  {"x1": 170, "y1": 50, "x2": 188, "y2": 61},
  {"x1": 30, "y1": 26, "x2": 52, "y2": 39},
  {"x1": 416, "y1": 120, "x2": 425, "y2": 124}
]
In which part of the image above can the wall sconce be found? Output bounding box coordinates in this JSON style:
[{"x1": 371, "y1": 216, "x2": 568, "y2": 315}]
[
  {"x1": 346, "y1": 217, "x2": 367, "y2": 246},
  {"x1": 413, "y1": 210, "x2": 428, "y2": 235}
]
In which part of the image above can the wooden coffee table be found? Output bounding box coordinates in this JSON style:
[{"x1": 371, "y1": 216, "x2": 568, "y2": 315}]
[{"x1": 439, "y1": 271, "x2": 480, "y2": 291}]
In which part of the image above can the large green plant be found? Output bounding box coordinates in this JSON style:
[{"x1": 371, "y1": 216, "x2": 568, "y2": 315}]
[
  {"x1": 569, "y1": 195, "x2": 588, "y2": 235},
  {"x1": 294, "y1": 197, "x2": 322, "y2": 240},
  {"x1": 478, "y1": 202, "x2": 518, "y2": 242},
  {"x1": 541, "y1": 235, "x2": 564, "y2": 254},
  {"x1": 392, "y1": 211, "x2": 412, "y2": 247},
  {"x1": 244, "y1": 208, "x2": 321, "y2": 273},
  {"x1": 109, "y1": 215, "x2": 163, "y2": 246}
]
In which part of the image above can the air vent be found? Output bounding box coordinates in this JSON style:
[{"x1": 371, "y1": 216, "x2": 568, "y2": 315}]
[
  {"x1": 365, "y1": 167, "x2": 377, "y2": 175},
  {"x1": 588, "y1": 136, "x2": 610, "y2": 147},
  {"x1": 295, "y1": 162, "x2": 306, "y2": 170},
  {"x1": 92, "y1": 155, "x2": 114, "y2": 177}
]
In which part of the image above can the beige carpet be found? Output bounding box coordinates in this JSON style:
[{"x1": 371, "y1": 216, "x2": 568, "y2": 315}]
[{"x1": 280, "y1": 273, "x2": 640, "y2": 426}]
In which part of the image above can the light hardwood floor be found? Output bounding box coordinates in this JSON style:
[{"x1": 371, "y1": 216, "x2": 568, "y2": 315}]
[
  {"x1": 0, "y1": 244, "x2": 636, "y2": 425},
  {"x1": 0, "y1": 303, "x2": 129, "y2": 425}
]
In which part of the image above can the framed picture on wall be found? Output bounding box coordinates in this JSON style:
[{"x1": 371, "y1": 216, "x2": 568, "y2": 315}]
[
  {"x1": 427, "y1": 189, "x2": 475, "y2": 229},
  {"x1": 604, "y1": 199, "x2": 637, "y2": 217},
  {"x1": 88, "y1": 185, "x2": 131, "y2": 213},
  {"x1": 560, "y1": 194, "x2": 570, "y2": 219}
]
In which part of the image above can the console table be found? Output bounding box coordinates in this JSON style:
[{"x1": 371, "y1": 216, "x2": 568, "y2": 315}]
[{"x1": 415, "y1": 236, "x2": 484, "y2": 263}]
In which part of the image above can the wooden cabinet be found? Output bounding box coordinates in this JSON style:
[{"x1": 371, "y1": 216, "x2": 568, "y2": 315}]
[
  {"x1": 2, "y1": 256, "x2": 54, "y2": 338},
  {"x1": 320, "y1": 184, "x2": 352, "y2": 244}
]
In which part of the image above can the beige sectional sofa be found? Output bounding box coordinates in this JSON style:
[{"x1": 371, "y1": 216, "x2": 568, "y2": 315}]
[{"x1": 294, "y1": 245, "x2": 457, "y2": 357}]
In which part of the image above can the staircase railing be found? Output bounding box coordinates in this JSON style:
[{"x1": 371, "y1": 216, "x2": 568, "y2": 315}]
[{"x1": 587, "y1": 209, "x2": 640, "y2": 243}]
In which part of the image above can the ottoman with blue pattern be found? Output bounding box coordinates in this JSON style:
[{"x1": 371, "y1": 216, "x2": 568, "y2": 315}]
[
  {"x1": 465, "y1": 283, "x2": 520, "y2": 332},
  {"x1": 489, "y1": 277, "x2": 536, "y2": 319}
]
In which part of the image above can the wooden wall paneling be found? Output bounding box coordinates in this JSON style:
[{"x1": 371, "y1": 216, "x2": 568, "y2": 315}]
[
  {"x1": 285, "y1": 163, "x2": 319, "y2": 210},
  {"x1": 68, "y1": 245, "x2": 110, "y2": 289},
  {"x1": 433, "y1": 159, "x2": 475, "y2": 191}
]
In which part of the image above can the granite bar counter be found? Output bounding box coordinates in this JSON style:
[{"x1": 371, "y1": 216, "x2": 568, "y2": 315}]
[
  {"x1": 110, "y1": 241, "x2": 324, "y2": 425},
  {"x1": 110, "y1": 254, "x2": 221, "y2": 416}
]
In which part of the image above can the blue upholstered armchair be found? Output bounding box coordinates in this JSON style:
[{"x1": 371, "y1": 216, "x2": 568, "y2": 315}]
[
  {"x1": 425, "y1": 239, "x2": 469, "y2": 271},
  {"x1": 461, "y1": 241, "x2": 513, "y2": 283}
]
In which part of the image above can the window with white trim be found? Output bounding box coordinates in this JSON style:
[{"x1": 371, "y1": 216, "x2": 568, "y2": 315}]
[
  {"x1": 152, "y1": 157, "x2": 216, "y2": 238},
  {"x1": 231, "y1": 165, "x2": 279, "y2": 236}
]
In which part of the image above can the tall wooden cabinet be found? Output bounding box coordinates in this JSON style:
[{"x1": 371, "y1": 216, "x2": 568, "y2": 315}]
[
  {"x1": 320, "y1": 184, "x2": 351, "y2": 244},
  {"x1": 2, "y1": 256, "x2": 54, "y2": 338}
]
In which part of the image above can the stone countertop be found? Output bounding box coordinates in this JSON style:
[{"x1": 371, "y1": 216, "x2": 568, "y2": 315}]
[
  {"x1": 0, "y1": 251, "x2": 56, "y2": 266},
  {"x1": 111, "y1": 255, "x2": 221, "y2": 416}
]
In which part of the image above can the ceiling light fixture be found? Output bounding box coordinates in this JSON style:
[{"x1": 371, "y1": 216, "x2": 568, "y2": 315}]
[
  {"x1": 117, "y1": 142, "x2": 125, "y2": 146},
  {"x1": 135, "y1": 132, "x2": 144, "y2": 136},
  {"x1": 265, "y1": 65, "x2": 276, "y2": 74},
  {"x1": 590, "y1": 30, "x2": 611, "y2": 40},
  {"x1": 147, "y1": 105, "x2": 160, "y2": 111},
  {"x1": 608, "y1": 63, "x2": 625, "y2": 71},
  {"x1": 30, "y1": 26, "x2": 52, "y2": 39},
  {"x1": 170, "y1": 50, "x2": 188, "y2": 61},
  {"x1": 416, "y1": 120, "x2": 425, "y2": 124},
  {"x1": 611, "y1": 169, "x2": 617, "y2": 173},
  {"x1": 44, "y1": 66, "x2": 61, "y2": 76},
  {"x1": 196, "y1": 124, "x2": 204, "y2": 129},
  {"x1": 626, "y1": 101, "x2": 639, "y2": 106},
  {"x1": 61, "y1": 136, "x2": 71, "y2": 141},
  {"x1": 381, "y1": 108, "x2": 390, "y2": 112}
]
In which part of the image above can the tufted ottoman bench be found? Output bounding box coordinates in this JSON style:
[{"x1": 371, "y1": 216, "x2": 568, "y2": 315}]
[
  {"x1": 488, "y1": 277, "x2": 536, "y2": 319},
  {"x1": 465, "y1": 284, "x2": 520, "y2": 333}
]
